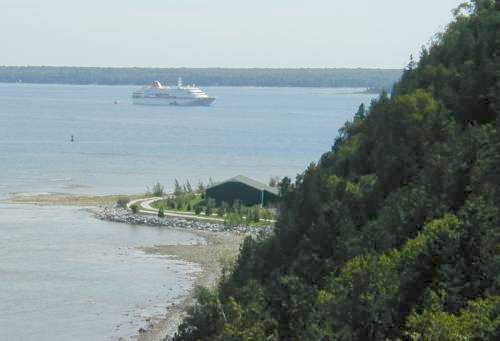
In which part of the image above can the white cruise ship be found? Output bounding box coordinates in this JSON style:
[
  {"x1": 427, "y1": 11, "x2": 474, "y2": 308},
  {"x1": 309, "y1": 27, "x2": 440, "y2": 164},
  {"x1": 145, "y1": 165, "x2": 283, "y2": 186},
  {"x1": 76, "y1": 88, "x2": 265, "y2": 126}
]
[{"x1": 132, "y1": 78, "x2": 215, "y2": 106}]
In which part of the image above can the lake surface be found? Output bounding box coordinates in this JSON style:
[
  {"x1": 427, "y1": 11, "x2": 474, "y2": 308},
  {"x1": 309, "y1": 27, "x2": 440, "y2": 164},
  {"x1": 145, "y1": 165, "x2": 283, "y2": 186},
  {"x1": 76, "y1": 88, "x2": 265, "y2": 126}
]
[
  {"x1": 0, "y1": 83, "x2": 377, "y2": 196},
  {"x1": 0, "y1": 83, "x2": 377, "y2": 340},
  {"x1": 0, "y1": 204, "x2": 203, "y2": 341}
]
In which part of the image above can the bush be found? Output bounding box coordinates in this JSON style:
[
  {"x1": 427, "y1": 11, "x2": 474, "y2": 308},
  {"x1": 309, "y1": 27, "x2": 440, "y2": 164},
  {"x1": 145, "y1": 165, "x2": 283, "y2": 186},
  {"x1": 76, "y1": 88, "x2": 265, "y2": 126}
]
[
  {"x1": 194, "y1": 205, "x2": 203, "y2": 215},
  {"x1": 205, "y1": 198, "x2": 216, "y2": 216},
  {"x1": 175, "y1": 197, "x2": 184, "y2": 210},
  {"x1": 232, "y1": 199, "x2": 241, "y2": 214},
  {"x1": 174, "y1": 179, "x2": 183, "y2": 196},
  {"x1": 225, "y1": 212, "x2": 243, "y2": 225},
  {"x1": 130, "y1": 204, "x2": 139, "y2": 214},
  {"x1": 167, "y1": 199, "x2": 176, "y2": 209},
  {"x1": 152, "y1": 182, "x2": 164, "y2": 197},
  {"x1": 249, "y1": 205, "x2": 261, "y2": 222},
  {"x1": 217, "y1": 206, "x2": 226, "y2": 217},
  {"x1": 116, "y1": 196, "x2": 130, "y2": 209},
  {"x1": 158, "y1": 206, "x2": 165, "y2": 218},
  {"x1": 269, "y1": 176, "x2": 280, "y2": 187},
  {"x1": 261, "y1": 209, "x2": 272, "y2": 221}
]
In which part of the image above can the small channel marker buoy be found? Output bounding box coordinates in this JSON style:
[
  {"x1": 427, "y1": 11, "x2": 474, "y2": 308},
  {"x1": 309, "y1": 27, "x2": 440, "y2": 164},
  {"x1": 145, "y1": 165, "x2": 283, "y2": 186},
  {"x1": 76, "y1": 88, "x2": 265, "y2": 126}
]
[
  {"x1": 114, "y1": 100, "x2": 119, "y2": 104},
  {"x1": 70, "y1": 135, "x2": 74, "y2": 142}
]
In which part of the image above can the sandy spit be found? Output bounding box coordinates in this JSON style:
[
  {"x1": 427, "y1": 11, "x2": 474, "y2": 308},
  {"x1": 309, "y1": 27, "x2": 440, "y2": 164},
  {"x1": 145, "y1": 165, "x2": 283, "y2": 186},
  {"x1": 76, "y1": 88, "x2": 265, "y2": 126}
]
[{"x1": 4, "y1": 193, "x2": 142, "y2": 206}]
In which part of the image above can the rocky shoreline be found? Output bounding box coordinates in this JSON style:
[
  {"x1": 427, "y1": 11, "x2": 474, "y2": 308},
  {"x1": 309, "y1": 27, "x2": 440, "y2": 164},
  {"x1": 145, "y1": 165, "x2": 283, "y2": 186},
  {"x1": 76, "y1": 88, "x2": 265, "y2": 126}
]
[{"x1": 91, "y1": 207, "x2": 273, "y2": 236}]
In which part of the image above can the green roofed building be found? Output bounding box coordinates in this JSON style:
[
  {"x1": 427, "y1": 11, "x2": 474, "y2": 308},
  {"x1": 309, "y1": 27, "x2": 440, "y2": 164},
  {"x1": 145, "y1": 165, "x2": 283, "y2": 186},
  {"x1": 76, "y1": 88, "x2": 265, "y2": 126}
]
[{"x1": 206, "y1": 175, "x2": 280, "y2": 207}]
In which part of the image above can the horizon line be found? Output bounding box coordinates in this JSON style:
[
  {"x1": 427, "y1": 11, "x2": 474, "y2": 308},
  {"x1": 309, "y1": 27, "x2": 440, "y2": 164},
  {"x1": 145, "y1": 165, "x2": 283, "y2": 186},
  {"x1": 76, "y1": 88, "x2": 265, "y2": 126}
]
[{"x1": 0, "y1": 65, "x2": 403, "y2": 71}]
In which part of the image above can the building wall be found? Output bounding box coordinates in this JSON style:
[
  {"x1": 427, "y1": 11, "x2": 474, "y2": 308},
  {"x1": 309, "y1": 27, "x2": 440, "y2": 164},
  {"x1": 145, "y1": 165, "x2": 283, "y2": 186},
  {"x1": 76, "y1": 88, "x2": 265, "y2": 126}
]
[{"x1": 206, "y1": 182, "x2": 263, "y2": 206}]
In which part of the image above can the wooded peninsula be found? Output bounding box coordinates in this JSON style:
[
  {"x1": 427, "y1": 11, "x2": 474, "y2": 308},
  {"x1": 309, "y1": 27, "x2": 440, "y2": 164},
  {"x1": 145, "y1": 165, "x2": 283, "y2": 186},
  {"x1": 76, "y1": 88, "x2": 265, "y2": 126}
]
[{"x1": 0, "y1": 66, "x2": 401, "y2": 90}]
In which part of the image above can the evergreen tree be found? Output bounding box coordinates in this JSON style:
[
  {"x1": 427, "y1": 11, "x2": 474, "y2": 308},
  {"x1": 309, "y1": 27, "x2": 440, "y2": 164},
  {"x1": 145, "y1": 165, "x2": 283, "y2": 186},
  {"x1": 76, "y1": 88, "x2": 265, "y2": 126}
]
[{"x1": 174, "y1": 3, "x2": 499, "y2": 340}]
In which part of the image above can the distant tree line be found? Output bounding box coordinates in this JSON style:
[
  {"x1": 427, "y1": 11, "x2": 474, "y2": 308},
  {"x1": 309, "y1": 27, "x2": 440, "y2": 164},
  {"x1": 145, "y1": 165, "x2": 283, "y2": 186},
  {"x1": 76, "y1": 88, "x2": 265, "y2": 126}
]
[{"x1": 0, "y1": 66, "x2": 401, "y2": 89}]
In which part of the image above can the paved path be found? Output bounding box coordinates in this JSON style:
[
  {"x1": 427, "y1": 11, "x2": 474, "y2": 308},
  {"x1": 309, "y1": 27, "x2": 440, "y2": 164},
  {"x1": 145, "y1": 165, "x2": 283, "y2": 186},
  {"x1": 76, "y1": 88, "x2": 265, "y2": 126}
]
[{"x1": 127, "y1": 197, "x2": 225, "y2": 222}]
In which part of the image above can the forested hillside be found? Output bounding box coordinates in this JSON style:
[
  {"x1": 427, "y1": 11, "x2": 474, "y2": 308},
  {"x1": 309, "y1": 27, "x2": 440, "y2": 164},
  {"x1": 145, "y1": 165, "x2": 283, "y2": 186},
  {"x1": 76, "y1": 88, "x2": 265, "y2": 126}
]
[
  {"x1": 174, "y1": 1, "x2": 499, "y2": 340},
  {"x1": 0, "y1": 67, "x2": 400, "y2": 90}
]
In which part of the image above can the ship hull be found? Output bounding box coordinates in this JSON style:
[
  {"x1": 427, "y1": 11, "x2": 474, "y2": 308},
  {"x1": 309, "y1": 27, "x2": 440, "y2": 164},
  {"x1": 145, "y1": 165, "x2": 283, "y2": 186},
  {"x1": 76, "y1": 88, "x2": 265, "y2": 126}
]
[{"x1": 132, "y1": 97, "x2": 215, "y2": 106}]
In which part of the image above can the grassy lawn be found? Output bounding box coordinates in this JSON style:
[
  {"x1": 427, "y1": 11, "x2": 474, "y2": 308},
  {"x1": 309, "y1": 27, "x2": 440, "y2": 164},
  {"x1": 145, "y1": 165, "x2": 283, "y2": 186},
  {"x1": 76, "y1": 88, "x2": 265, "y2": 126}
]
[{"x1": 152, "y1": 193, "x2": 203, "y2": 212}]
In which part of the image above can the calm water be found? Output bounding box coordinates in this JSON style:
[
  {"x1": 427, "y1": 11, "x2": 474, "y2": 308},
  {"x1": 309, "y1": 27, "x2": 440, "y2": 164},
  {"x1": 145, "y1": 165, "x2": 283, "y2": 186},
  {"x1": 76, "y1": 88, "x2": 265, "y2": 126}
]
[
  {"x1": 0, "y1": 83, "x2": 376, "y2": 340},
  {"x1": 0, "y1": 83, "x2": 376, "y2": 196},
  {"x1": 0, "y1": 204, "x2": 203, "y2": 341}
]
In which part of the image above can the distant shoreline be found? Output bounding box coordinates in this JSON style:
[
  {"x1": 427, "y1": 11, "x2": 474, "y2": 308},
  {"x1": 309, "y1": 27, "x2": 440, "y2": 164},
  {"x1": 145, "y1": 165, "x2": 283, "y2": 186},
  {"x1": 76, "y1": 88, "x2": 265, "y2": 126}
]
[
  {"x1": 0, "y1": 66, "x2": 401, "y2": 90},
  {"x1": 0, "y1": 81, "x2": 377, "y2": 89},
  {"x1": 0, "y1": 81, "x2": 383, "y2": 95}
]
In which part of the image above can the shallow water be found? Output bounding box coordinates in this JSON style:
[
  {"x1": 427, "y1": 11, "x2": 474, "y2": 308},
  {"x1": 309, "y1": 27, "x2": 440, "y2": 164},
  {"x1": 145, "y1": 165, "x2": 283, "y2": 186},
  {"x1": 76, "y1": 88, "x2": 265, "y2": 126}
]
[{"x1": 0, "y1": 204, "x2": 204, "y2": 341}]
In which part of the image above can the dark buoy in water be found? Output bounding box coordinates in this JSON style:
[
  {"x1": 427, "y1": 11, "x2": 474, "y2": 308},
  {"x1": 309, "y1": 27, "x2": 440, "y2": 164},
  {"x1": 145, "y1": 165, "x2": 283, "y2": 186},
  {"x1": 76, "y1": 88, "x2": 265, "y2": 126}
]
[
  {"x1": 114, "y1": 100, "x2": 119, "y2": 104},
  {"x1": 70, "y1": 135, "x2": 74, "y2": 142}
]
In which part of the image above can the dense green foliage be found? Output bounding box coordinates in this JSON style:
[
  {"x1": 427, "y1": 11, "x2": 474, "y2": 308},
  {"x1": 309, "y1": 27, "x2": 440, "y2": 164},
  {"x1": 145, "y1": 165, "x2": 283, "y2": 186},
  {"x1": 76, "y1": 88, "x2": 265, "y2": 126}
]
[
  {"x1": 174, "y1": 2, "x2": 499, "y2": 340},
  {"x1": 0, "y1": 66, "x2": 401, "y2": 90}
]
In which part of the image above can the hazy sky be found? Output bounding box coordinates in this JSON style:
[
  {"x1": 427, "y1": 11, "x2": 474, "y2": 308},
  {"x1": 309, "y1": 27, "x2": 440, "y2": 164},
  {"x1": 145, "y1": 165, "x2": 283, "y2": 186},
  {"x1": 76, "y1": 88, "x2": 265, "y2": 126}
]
[{"x1": 1, "y1": 0, "x2": 463, "y2": 68}]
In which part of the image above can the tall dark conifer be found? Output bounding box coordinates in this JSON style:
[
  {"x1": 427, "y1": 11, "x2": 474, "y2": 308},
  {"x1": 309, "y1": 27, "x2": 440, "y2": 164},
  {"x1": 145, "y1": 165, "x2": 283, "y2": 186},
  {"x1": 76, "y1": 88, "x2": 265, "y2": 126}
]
[{"x1": 495, "y1": 0, "x2": 500, "y2": 225}]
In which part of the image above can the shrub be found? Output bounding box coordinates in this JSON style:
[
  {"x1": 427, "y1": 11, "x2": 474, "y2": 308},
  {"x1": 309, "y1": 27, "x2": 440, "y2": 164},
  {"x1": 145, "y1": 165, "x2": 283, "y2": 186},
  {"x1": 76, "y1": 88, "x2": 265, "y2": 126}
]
[
  {"x1": 261, "y1": 209, "x2": 272, "y2": 221},
  {"x1": 250, "y1": 205, "x2": 261, "y2": 222},
  {"x1": 175, "y1": 197, "x2": 184, "y2": 210},
  {"x1": 205, "y1": 198, "x2": 216, "y2": 216},
  {"x1": 152, "y1": 182, "x2": 164, "y2": 197},
  {"x1": 221, "y1": 201, "x2": 230, "y2": 212},
  {"x1": 158, "y1": 206, "x2": 165, "y2": 218},
  {"x1": 116, "y1": 196, "x2": 130, "y2": 209},
  {"x1": 217, "y1": 206, "x2": 226, "y2": 217},
  {"x1": 225, "y1": 212, "x2": 243, "y2": 225},
  {"x1": 232, "y1": 199, "x2": 241, "y2": 213},
  {"x1": 130, "y1": 204, "x2": 139, "y2": 214},
  {"x1": 174, "y1": 179, "x2": 184, "y2": 196},
  {"x1": 194, "y1": 205, "x2": 203, "y2": 215},
  {"x1": 269, "y1": 176, "x2": 280, "y2": 187},
  {"x1": 197, "y1": 180, "x2": 205, "y2": 193},
  {"x1": 167, "y1": 199, "x2": 176, "y2": 209}
]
